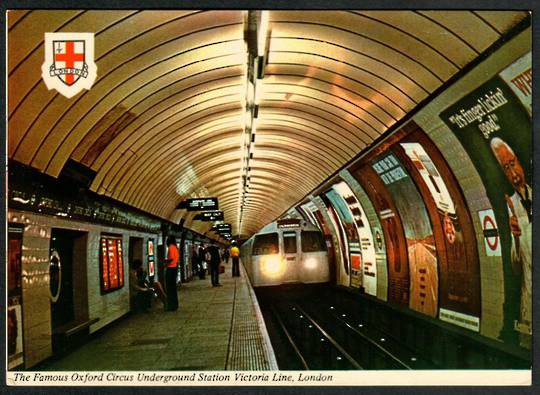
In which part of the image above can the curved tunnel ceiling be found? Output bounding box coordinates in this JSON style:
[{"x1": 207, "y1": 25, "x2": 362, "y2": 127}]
[{"x1": 8, "y1": 10, "x2": 528, "y2": 238}]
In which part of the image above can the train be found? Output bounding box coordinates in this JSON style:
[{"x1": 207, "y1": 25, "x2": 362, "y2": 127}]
[{"x1": 240, "y1": 218, "x2": 330, "y2": 287}]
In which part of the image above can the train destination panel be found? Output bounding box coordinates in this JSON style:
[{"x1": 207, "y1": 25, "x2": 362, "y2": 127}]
[{"x1": 177, "y1": 198, "x2": 219, "y2": 211}]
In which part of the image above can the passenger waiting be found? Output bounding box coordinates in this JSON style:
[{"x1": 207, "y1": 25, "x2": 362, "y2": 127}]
[
  {"x1": 230, "y1": 243, "x2": 240, "y2": 277},
  {"x1": 142, "y1": 268, "x2": 167, "y2": 308},
  {"x1": 207, "y1": 242, "x2": 222, "y2": 286},
  {"x1": 163, "y1": 236, "x2": 180, "y2": 311},
  {"x1": 191, "y1": 246, "x2": 200, "y2": 278},
  {"x1": 129, "y1": 259, "x2": 153, "y2": 312},
  {"x1": 130, "y1": 259, "x2": 167, "y2": 312},
  {"x1": 198, "y1": 244, "x2": 207, "y2": 279}
]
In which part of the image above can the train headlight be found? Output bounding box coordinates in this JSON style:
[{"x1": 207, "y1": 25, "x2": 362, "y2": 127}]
[
  {"x1": 305, "y1": 257, "x2": 317, "y2": 269},
  {"x1": 261, "y1": 255, "x2": 285, "y2": 277}
]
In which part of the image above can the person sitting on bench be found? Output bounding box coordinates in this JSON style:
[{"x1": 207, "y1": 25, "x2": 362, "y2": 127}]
[{"x1": 130, "y1": 259, "x2": 155, "y2": 312}]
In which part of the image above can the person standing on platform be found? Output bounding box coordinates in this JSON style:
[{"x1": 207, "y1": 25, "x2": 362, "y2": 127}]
[
  {"x1": 198, "y1": 244, "x2": 207, "y2": 279},
  {"x1": 191, "y1": 245, "x2": 200, "y2": 279},
  {"x1": 207, "y1": 242, "x2": 222, "y2": 286},
  {"x1": 163, "y1": 236, "x2": 180, "y2": 311},
  {"x1": 230, "y1": 243, "x2": 240, "y2": 277},
  {"x1": 222, "y1": 248, "x2": 230, "y2": 264}
]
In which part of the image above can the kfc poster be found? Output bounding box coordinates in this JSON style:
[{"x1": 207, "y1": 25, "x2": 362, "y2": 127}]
[{"x1": 440, "y1": 60, "x2": 532, "y2": 341}]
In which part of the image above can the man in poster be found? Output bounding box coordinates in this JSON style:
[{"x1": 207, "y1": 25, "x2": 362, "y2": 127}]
[{"x1": 490, "y1": 137, "x2": 532, "y2": 344}]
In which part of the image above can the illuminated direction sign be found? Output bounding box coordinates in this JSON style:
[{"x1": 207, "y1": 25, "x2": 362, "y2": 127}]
[
  {"x1": 277, "y1": 218, "x2": 301, "y2": 229},
  {"x1": 194, "y1": 211, "x2": 224, "y2": 221},
  {"x1": 177, "y1": 197, "x2": 218, "y2": 211},
  {"x1": 214, "y1": 224, "x2": 232, "y2": 233}
]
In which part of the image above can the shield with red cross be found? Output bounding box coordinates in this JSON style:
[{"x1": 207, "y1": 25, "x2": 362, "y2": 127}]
[
  {"x1": 41, "y1": 32, "x2": 97, "y2": 98},
  {"x1": 51, "y1": 40, "x2": 86, "y2": 86}
]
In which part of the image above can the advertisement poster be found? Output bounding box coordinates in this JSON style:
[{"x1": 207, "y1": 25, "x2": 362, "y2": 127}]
[
  {"x1": 372, "y1": 154, "x2": 439, "y2": 317},
  {"x1": 498, "y1": 52, "x2": 531, "y2": 116},
  {"x1": 320, "y1": 194, "x2": 350, "y2": 286},
  {"x1": 440, "y1": 65, "x2": 532, "y2": 341},
  {"x1": 100, "y1": 235, "x2": 125, "y2": 293},
  {"x1": 8, "y1": 304, "x2": 24, "y2": 369},
  {"x1": 183, "y1": 239, "x2": 192, "y2": 281},
  {"x1": 333, "y1": 182, "x2": 378, "y2": 296},
  {"x1": 325, "y1": 188, "x2": 362, "y2": 289},
  {"x1": 8, "y1": 232, "x2": 23, "y2": 297},
  {"x1": 148, "y1": 239, "x2": 155, "y2": 277},
  {"x1": 399, "y1": 141, "x2": 480, "y2": 331},
  {"x1": 309, "y1": 196, "x2": 338, "y2": 283},
  {"x1": 8, "y1": 225, "x2": 24, "y2": 369},
  {"x1": 353, "y1": 165, "x2": 410, "y2": 306},
  {"x1": 300, "y1": 201, "x2": 320, "y2": 229},
  {"x1": 400, "y1": 143, "x2": 455, "y2": 215}
]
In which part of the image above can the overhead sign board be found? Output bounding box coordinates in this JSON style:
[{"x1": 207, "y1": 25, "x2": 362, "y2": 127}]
[
  {"x1": 277, "y1": 218, "x2": 301, "y2": 229},
  {"x1": 215, "y1": 224, "x2": 232, "y2": 233},
  {"x1": 177, "y1": 197, "x2": 218, "y2": 211},
  {"x1": 194, "y1": 211, "x2": 224, "y2": 221}
]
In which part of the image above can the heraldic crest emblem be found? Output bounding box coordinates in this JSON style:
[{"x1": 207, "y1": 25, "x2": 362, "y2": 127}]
[{"x1": 41, "y1": 32, "x2": 97, "y2": 98}]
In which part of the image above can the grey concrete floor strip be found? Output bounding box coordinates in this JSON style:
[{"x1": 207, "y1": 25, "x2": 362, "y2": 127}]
[
  {"x1": 240, "y1": 261, "x2": 280, "y2": 370},
  {"x1": 224, "y1": 276, "x2": 238, "y2": 370},
  {"x1": 224, "y1": 261, "x2": 278, "y2": 370}
]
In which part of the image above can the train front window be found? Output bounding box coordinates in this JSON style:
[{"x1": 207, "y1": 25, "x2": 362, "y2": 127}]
[
  {"x1": 301, "y1": 231, "x2": 326, "y2": 252},
  {"x1": 283, "y1": 231, "x2": 297, "y2": 254},
  {"x1": 253, "y1": 233, "x2": 279, "y2": 255}
]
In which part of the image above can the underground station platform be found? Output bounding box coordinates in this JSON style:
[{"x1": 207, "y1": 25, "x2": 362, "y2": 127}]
[{"x1": 32, "y1": 261, "x2": 277, "y2": 373}]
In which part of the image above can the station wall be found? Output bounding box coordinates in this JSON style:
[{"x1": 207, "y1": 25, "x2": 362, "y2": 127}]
[
  {"x1": 413, "y1": 26, "x2": 531, "y2": 346},
  {"x1": 305, "y1": 26, "x2": 531, "y2": 349},
  {"x1": 7, "y1": 209, "x2": 159, "y2": 368}
]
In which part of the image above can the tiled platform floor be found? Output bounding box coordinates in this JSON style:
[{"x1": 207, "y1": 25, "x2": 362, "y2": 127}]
[{"x1": 38, "y1": 261, "x2": 277, "y2": 371}]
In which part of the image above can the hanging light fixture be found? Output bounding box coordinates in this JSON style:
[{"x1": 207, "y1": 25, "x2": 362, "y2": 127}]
[{"x1": 238, "y1": 10, "x2": 269, "y2": 237}]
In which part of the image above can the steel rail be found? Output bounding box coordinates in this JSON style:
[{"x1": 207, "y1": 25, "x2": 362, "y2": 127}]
[
  {"x1": 324, "y1": 308, "x2": 412, "y2": 369},
  {"x1": 270, "y1": 304, "x2": 310, "y2": 370},
  {"x1": 292, "y1": 303, "x2": 363, "y2": 370}
]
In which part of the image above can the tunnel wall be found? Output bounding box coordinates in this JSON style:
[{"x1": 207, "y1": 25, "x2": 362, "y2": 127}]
[
  {"x1": 306, "y1": 26, "x2": 531, "y2": 348},
  {"x1": 412, "y1": 27, "x2": 531, "y2": 343}
]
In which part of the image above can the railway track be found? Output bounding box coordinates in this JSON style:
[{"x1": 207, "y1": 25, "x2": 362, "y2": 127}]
[
  {"x1": 296, "y1": 300, "x2": 433, "y2": 369},
  {"x1": 270, "y1": 302, "x2": 362, "y2": 370},
  {"x1": 255, "y1": 284, "x2": 530, "y2": 370},
  {"x1": 257, "y1": 284, "x2": 430, "y2": 370}
]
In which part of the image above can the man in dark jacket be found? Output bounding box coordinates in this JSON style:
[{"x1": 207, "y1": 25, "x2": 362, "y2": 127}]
[
  {"x1": 197, "y1": 245, "x2": 206, "y2": 279},
  {"x1": 207, "y1": 242, "x2": 222, "y2": 287}
]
